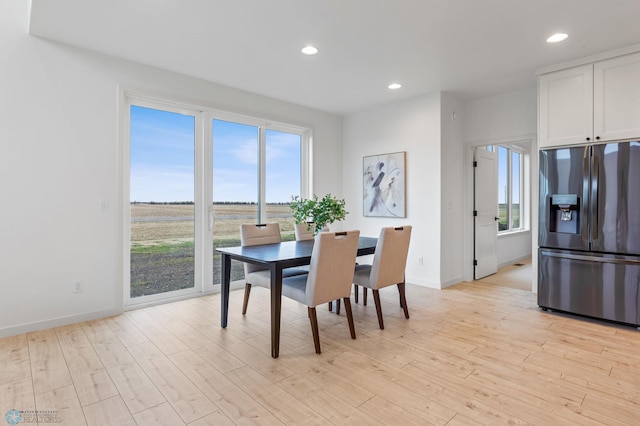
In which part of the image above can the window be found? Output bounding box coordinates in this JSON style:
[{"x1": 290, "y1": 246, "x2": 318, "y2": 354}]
[
  {"x1": 124, "y1": 94, "x2": 310, "y2": 305},
  {"x1": 494, "y1": 145, "x2": 524, "y2": 232},
  {"x1": 211, "y1": 119, "x2": 308, "y2": 284}
]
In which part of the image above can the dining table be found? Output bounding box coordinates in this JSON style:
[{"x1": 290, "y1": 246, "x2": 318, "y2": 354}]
[{"x1": 217, "y1": 236, "x2": 377, "y2": 358}]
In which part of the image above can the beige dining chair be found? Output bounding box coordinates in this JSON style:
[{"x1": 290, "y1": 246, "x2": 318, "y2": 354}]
[
  {"x1": 294, "y1": 223, "x2": 348, "y2": 313},
  {"x1": 352, "y1": 226, "x2": 412, "y2": 329},
  {"x1": 281, "y1": 230, "x2": 360, "y2": 354},
  {"x1": 240, "y1": 223, "x2": 306, "y2": 315}
]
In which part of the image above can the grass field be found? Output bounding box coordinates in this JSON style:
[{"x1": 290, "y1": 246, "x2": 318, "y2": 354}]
[
  {"x1": 130, "y1": 203, "x2": 295, "y2": 298},
  {"x1": 498, "y1": 203, "x2": 520, "y2": 231}
]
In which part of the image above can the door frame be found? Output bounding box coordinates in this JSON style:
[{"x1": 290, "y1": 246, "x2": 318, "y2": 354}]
[{"x1": 463, "y1": 135, "x2": 536, "y2": 284}]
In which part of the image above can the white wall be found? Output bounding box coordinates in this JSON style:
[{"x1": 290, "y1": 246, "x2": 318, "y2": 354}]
[
  {"x1": 463, "y1": 87, "x2": 537, "y2": 142},
  {"x1": 440, "y1": 94, "x2": 465, "y2": 286},
  {"x1": 0, "y1": 2, "x2": 343, "y2": 337},
  {"x1": 343, "y1": 89, "x2": 534, "y2": 289},
  {"x1": 461, "y1": 87, "x2": 537, "y2": 283},
  {"x1": 343, "y1": 92, "x2": 449, "y2": 288}
]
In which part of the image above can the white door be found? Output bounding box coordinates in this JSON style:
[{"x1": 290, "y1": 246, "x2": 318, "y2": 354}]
[{"x1": 474, "y1": 148, "x2": 498, "y2": 279}]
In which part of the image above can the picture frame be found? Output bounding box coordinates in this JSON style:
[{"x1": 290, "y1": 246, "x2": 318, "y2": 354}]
[{"x1": 363, "y1": 151, "x2": 406, "y2": 217}]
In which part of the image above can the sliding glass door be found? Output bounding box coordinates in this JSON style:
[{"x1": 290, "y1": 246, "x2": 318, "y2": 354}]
[
  {"x1": 211, "y1": 119, "x2": 259, "y2": 284},
  {"x1": 128, "y1": 103, "x2": 200, "y2": 302},
  {"x1": 124, "y1": 95, "x2": 309, "y2": 304}
]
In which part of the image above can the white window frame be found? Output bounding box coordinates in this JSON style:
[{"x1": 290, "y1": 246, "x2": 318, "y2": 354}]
[
  {"x1": 211, "y1": 111, "x2": 311, "y2": 223},
  {"x1": 120, "y1": 90, "x2": 312, "y2": 308},
  {"x1": 494, "y1": 143, "x2": 527, "y2": 234}
]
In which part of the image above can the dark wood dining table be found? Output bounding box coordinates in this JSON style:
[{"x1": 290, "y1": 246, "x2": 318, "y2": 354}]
[{"x1": 217, "y1": 236, "x2": 377, "y2": 358}]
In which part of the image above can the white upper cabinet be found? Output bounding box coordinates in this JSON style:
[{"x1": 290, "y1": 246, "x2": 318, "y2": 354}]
[
  {"x1": 593, "y1": 52, "x2": 640, "y2": 142},
  {"x1": 538, "y1": 51, "x2": 640, "y2": 148},
  {"x1": 538, "y1": 64, "x2": 593, "y2": 148}
]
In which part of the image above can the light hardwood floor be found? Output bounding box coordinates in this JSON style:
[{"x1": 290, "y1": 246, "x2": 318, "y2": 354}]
[
  {"x1": 2, "y1": 281, "x2": 639, "y2": 425},
  {"x1": 478, "y1": 258, "x2": 532, "y2": 291}
]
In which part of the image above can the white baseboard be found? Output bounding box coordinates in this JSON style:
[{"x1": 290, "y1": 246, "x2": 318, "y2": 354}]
[
  {"x1": 406, "y1": 277, "x2": 442, "y2": 289},
  {"x1": 441, "y1": 275, "x2": 464, "y2": 289},
  {"x1": 0, "y1": 281, "x2": 250, "y2": 339},
  {"x1": 0, "y1": 308, "x2": 123, "y2": 339}
]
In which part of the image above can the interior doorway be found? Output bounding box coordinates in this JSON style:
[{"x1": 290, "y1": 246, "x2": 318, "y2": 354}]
[{"x1": 466, "y1": 138, "x2": 534, "y2": 290}]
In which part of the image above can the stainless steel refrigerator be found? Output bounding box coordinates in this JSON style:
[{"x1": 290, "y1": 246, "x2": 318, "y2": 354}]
[{"x1": 538, "y1": 140, "x2": 640, "y2": 327}]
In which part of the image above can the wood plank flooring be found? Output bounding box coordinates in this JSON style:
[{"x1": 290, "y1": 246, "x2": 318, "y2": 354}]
[{"x1": 1, "y1": 279, "x2": 639, "y2": 425}]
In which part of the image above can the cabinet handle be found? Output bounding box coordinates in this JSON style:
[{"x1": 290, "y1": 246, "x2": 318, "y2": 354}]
[
  {"x1": 596, "y1": 136, "x2": 600, "y2": 140},
  {"x1": 586, "y1": 137, "x2": 591, "y2": 141}
]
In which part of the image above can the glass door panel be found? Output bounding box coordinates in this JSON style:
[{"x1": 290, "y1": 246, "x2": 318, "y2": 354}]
[
  {"x1": 212, "y1": 119, "x2": 259, "y2": 284},
  {"x1": 129, "y1": 105, "x2": 196, "y2": 298},
  {"x1": 265, "y1": 129, "x2": 301, "y2": 241}
]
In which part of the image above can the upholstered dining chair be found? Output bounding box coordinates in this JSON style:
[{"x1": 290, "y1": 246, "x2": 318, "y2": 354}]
[
  {"x1": 352, "y1": 226, "x2": 412, "y2": 329},
  {"x1": 281, "y1": 230, "x2": 360, "y2": 354},
  {"x1": 294, "y1": 223, "x2": 347, "y2": 313},
  {"x1": 240, "y1": 223, "x2": 306, "y2": 315}
]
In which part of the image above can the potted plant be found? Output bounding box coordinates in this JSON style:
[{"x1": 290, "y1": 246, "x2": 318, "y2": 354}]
[{"x1": 290, "y1": 194, "x2": 348, "y2": 235}]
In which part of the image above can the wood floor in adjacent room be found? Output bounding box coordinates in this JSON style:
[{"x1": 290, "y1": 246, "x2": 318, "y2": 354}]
[
  {"x1": 1, "y1": 280, "x2": 639, "y2": 425},
  {"x1": 477, "y1": 258, "x2": 532, "y2": 291}
]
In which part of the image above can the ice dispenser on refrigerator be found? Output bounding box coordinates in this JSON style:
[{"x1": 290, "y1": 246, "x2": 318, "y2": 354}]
[{"x1": 548, "y1": 194, "x2": 579, "y2": 234}]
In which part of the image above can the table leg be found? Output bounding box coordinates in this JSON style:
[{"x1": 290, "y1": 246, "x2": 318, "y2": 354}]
[
  {"x1": 270, "y1": 265, "x2": 283, "y2": 358},
  {"x1": 221, "y1": 253, "x2": 231, "y2": 328}
]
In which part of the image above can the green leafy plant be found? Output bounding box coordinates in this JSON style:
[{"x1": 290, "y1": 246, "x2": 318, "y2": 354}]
[{"x1": 290, "y1": 194, "x2": 348, "y2": 235}]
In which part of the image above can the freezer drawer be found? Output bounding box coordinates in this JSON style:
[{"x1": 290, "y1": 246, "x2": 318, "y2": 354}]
[{"x1": 538, "y1": 249, "x2": 640, "y2": 326}]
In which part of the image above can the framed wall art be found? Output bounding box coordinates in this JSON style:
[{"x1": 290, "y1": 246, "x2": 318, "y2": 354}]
[{"x1": 363, "y1": 151, "x2": 406, "y2": 217}]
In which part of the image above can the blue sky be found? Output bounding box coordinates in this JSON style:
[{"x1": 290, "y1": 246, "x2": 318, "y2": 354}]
[{"x1": 130, "y1": 106, "x2": 301, "y2": 203}]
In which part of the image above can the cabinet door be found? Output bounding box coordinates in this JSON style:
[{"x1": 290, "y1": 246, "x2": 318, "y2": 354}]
[
  {"x1": 594, "y1": 52, "x2": 640, "y2": 142},
  {"x1": 538, "y1": 64, "x2": 593, "y2": 148}
]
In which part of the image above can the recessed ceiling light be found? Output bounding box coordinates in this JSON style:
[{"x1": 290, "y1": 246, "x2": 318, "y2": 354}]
[
  {"x1": 301, "y1": 45, "x2": 318, "y2": 55},
  {"x1": 546, "y1": 33, "x2": 569, "y2": 43},
  {"x1": 388, "y1": 83, "x2": 402, "y2": 90}
]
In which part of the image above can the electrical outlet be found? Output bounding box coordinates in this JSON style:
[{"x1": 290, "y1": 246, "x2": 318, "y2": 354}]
[
  {"x1": 417, "y1": 256, "x2": 424, "y2": 266},
  {"x1": 73, "y1": 281, "x2": 83, "y2": 293}
]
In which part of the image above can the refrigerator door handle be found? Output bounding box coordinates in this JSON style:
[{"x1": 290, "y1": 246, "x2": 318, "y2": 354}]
[
  {"x1": 582, "y1": 147, "x2": 591, "y2": 248},
  {"x1": 591, "y1": 154, "x2": 599, "y2": 241},
  {"x1": 541, "y1": 250, "x2": 640, "y2": 265}
]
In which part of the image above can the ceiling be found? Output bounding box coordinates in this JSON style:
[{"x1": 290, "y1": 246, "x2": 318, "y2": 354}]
[{"x1": 28, "y1": 0, "x2": 640, "y2": 115}]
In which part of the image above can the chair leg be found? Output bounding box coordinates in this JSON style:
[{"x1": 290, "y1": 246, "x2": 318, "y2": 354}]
[
  {"x1": 354, "y1": 284, "x2": 359, "y2": 303},
  {"x1": 335, "y1": 299, "x2": 341, "y2": 315},
  {"x1": 397, "y1": 282, "x2": 410, "y2": 319},
  {"x1": 363, "y1": 287, "x2": 368, "y2": 306},
  {"x1": 328, "y1": 301, "x2": 333, "y2": 312},
  {"x1": 308, "y1": 307, "x2": 321, "y2": 354},
  {"x1": 242, "y1": 283, "x2": 252, "y2": 315},
  {"x1": 372, "y1": 289, "x2": 384, "y2": 330},
  {"x1": 343, "y1": 297, "x2": 356, "y2": 339}
]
